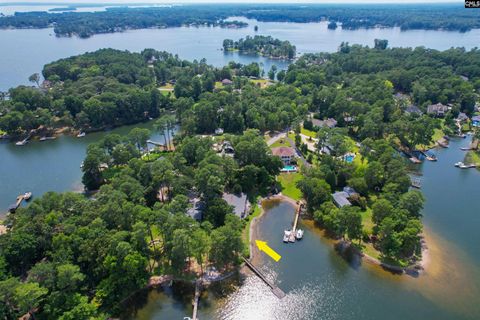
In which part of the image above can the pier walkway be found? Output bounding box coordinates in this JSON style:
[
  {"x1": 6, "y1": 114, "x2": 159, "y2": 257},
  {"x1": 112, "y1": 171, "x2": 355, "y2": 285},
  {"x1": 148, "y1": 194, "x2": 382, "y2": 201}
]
[
  {"x1": 8, "y1": 194, "x2": 28, "y2": 213},
  {"x1": 242, "y1": 257, "x2": 286, "y2": 299},
  {"x1": 288, "y1": 202, "x2": 303, "y2": 242},
  {"x1": 192, "y1": 280, "x2": 202, "y2": 320}
]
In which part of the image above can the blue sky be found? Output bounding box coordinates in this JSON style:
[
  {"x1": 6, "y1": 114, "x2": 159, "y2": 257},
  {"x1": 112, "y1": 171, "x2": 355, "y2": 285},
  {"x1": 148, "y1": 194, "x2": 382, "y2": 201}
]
[{"x1": 2, "y1": 1, "x2": 464, "y2": 4}]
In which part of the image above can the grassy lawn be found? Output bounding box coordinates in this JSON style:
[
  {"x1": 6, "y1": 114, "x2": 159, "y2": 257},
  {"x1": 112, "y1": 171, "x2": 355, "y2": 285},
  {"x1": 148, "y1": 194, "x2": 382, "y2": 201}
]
[
  {"x1": 278, "y1": 172, "x2": 303, "y2": 201},
  {"x1": 301, "y1": 127, "x2": 317, "y2": 138},
  {"x1": 251, "y1": 79, "x2": 272, "y2": 89},
  {"x1": 270, "y1": 138, "x2": 291, "y2": 148},
  {"x1": 415, "y1": 127, "x2": 445, "y2": 150},
  {"x1": 362, "y1": 208, "x2": 374, "y2": 234},
  {"x1": 362, "y1": 242, "x2": 381, "y2": 260},
  {"x1": 465, "y1": 150, "x2": 480, "y2": 167},
  {"x1": 242, "y1": 200, "x2": 263, "y2": 257},
  {"x1": 158, "y1": 83, "x2": 173, "y2": 89},
  {"x1": 461, "y1": 123, "x2": 471, "y2": 132}
]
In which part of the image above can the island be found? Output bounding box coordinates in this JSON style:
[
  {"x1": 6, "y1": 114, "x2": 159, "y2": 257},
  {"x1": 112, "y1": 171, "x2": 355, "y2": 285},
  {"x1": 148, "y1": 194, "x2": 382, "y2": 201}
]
[
  {"x1": 223, "y1": 35, "x2": 296, "y2": 60},
  {"x1": 1, "y1": 41, "x2": 480, "y2": 318},
  {"x1": 0, "y1": 4, "x2": 479, "y2": 38}
]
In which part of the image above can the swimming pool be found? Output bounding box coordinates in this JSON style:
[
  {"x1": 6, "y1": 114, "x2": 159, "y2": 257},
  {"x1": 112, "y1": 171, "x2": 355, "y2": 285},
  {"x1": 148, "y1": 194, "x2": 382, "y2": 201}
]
[
  {"x1": 344, "y1": 154, "x2": 355, "y2": 163},
  {"x1": 281, "y1": 165, "x2": 297, "y2": 172}
]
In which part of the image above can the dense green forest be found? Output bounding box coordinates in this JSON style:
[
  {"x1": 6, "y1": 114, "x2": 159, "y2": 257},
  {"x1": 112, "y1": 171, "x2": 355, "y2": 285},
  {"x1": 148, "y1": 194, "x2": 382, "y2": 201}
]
[
  {"x1": 0, "y1": 49, "x2": 262, "y2": 137},
  {"x1": 2, "y1": 43, "x2": 480, "y2": 317},
  {"x1": 223, "y1": 35, "x2": 296, "y2": 59},
  {"x1": 0, "y1": 4, "x2": 479, "y2": 37},
  {"x1": 2, "y1": 45, "x2": 479, "y2": 140},
  {"x1": 0, "y1": 127, "x2": 282, "y2": 318}
]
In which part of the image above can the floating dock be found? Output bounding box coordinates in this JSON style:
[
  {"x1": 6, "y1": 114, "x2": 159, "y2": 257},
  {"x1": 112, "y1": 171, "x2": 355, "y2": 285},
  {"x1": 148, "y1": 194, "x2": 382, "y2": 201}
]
[{"x1": 242, "y1": 257, "x2": 286, "y2": 299}]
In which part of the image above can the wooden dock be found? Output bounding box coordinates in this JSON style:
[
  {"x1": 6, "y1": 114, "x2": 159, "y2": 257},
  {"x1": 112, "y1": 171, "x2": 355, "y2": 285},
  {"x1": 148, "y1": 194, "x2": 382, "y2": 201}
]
[
  {"x1": 8, "y1": 194, "x2": 27, "y2": 213},
  {"x1": 288, "y1": 203, "x2": 303, "y2": 242},
  {"x1": 191, "y1": 280, "x2": 202, "y2": 320},
  {"x1": 242, "y1": 257, "x2": 286, "y2": 299},
  {"x1": 146, "y1": 140, "x2": 165, "y2": 147}
]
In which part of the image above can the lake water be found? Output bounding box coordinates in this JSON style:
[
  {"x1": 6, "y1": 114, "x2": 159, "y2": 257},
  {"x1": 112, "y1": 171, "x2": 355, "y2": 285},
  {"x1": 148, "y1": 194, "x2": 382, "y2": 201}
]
[
  {"x1": 2, "y1": 18, "x2": 479, "y2": 212},
  {"x1": 0, "y1": 121, "x2": 174, "y2": 215},
  {"x1": 2, "y1": 17, "x2": 480, "y2": 91},
  {"x1": 125, "y1": 138, "x2": 480, "y2": 320},
  {"x1": 1, "y1": 14, "x2": 480, "y2": 319}
]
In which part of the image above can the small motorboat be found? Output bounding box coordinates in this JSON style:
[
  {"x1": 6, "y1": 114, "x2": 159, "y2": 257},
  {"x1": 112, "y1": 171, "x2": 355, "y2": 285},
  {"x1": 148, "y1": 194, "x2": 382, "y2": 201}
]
[
  {"x1": 15, "y1": 140, "x2": 27, "y2": 146},
  {"x1": 77, "y1": 132, "x2": 86, "y2": 138},
  {"x1": 454, "y1": 162, "x2": 463, "y2": 167},
  {"x1": 296, "y1": 229, "x2": 304, "y2": 240},
  {"x1": 283, "y1": 230, "x2": 291, "y2": 243},
  {"x1": 40, "y1": 136, "x2": 56, "y2": 141},
  {"x1": 23, "y1": 192, "x2": 32, "y2": 201}
]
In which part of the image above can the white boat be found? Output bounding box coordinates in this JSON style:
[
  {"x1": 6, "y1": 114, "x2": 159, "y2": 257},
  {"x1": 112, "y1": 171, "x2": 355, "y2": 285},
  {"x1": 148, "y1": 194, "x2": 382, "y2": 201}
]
[
  {"x1": 454, "y1": 162, "x2": 463, "y2": 167},
  {"x1": 23, "y1": 192, "x2": 32, "y2": 200},
  {"x1": 283, "y1": 230, "x2": 291, "y2": 243},
  {"x1": 296, "y1": 229, "x2": 304, "y2": 240},
  {"x1": 77, "y1": 132, "x2": 86, "y2": 138},
  {"x1": 40, "y1": 136, "x2": 56, "y2": 141},
  {"x1": 15, "y1": 140, "x2": 27, "y2": 146}
]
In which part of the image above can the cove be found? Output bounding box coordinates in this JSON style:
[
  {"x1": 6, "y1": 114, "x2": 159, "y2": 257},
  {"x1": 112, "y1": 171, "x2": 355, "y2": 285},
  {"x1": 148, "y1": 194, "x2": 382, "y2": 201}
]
[
  {"x1": 123, "y1": 137, "x2": 480, "y2": 320},
  {"x1": 0, "y1": 121, "x2": 176, "y2": 216}
]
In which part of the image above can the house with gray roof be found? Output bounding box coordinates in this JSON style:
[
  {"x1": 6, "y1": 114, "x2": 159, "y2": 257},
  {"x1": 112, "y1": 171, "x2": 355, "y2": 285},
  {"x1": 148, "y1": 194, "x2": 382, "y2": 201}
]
[
  {"x1": 222, "y1": 192, "x2": 250, "y2": 219},
  {"x1": 427, "y1": 103, "x2": 448, "y2": 117},
  {"x1": 332, "y1": 191, "x2": 351, "y2": 208},
  {"x1": 405, "y1": 105, "x2": 423, "y2": 115}
]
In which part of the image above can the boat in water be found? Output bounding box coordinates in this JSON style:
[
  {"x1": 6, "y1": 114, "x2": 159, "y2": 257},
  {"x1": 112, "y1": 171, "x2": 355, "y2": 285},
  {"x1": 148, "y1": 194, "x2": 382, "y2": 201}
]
[
  {"x1": 296, "y1": 229, "x2": 304, "y2": 240},
  {"x1": 77, "y1": 132, "x2": 86, "y2": 138},
  {"x1": 15, "y1": 140, "x2": 27, "y2": 146},
  {"x1": 455, "y1": 162, "x2": 463, "y2": 167},
  {"x1": 23, "y1": 192, "x2": 32, "y2": 201},
  {"x1": 283, "y1": 230, "x2": 291, "y2": 243},
  {"x1": 40, "y1": 136, "x2": 56, "y2": 141}
]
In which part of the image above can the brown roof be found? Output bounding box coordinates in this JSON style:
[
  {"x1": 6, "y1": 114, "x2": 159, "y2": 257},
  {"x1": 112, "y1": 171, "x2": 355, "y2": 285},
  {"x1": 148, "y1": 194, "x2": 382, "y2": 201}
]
[{"x1": 271, "y1": 147, "x2": 295, "y2": 157}]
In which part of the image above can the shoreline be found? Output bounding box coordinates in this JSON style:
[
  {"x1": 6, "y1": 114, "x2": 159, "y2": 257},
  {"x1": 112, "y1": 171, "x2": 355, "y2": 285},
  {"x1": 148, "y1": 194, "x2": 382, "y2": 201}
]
[{"x1": 248, "y1": 193, "x2": 429, "y2": 276}]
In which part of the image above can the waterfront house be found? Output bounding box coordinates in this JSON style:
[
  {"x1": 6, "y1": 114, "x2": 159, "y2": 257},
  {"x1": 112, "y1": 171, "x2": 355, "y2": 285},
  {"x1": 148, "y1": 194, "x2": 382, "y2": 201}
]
[
  {"x1": 222, "y1": 192, "x2": 250, "y2": 219},
  {"x1": 187, "y1": 197, "x2": 205, "y2": 221},
  {"x1": 222, "y1": 141, "x2": 235, "y2": 156},
  {"x1": 332, "y1": 186, "x2": 358, "y2": 208},
  {"x1": 332, "y1": 191, "x2": 352, "y2": 208},
  {"x1": 312, "y1": 118, "x2": 337, "y2": 129},
  {"x1": 343, "y1": 186, "x2": 358, "y2": 197},
  {"x1": 456, "y1": 112, "x2": 469, "y2": 122},
  {"x1": 472, "y1": 115, "x2": 480, "y2": 127},
  {"x1": 271, "y1": 147, "x2": 296, "y2": 165},
  {"x1": 405, "y1": 105, "x2": 423, "y2": 115},
  {"x1": 427, "y1": 103, "x2": 448, "y2": 117},
  {"x1": 221, "y1": 78, "x2": 233, "y2": 86}
]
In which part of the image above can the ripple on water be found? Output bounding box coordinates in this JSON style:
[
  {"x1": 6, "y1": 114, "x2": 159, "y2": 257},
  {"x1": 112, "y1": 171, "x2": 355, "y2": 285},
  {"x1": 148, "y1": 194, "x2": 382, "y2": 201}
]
[{"x1": 217, "y1": 269, "x2": 345, "y2": 320}]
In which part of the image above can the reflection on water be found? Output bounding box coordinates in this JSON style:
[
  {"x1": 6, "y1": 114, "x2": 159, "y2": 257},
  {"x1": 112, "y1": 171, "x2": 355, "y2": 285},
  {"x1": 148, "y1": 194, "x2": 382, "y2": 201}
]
[{"x1": 218, "y1": 274, "x2": 336, "y2": 320}]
